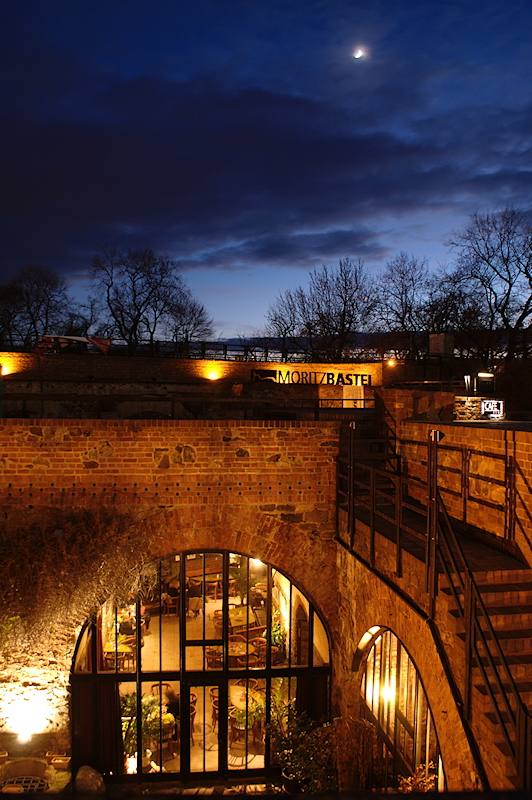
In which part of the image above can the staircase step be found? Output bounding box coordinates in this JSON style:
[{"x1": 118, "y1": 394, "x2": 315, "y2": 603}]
[
  {"x1": 484, "y1": 604, "x2": 532, "y2": 616},
  {"x1": 477, "y1": 581, "x2": 532, "y2": 594}
]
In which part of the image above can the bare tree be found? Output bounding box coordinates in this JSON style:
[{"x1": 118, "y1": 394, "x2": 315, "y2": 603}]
[
  {"x1": 375, "y1": 252, "x2": 430, "y2": 332},
  {"x1": 164, "y1": 289, "x2": 214, "y2": 353},
  {"x1": 0, "y1": 266, "x2": 75, "y2": 348},
  {"x1": 266, "y1": 259, "x2": 377, "y2": 361},
  {"x1": 448, "y1": 207, "x2": 532, "y2": 359},
  {"x1": 90, "y1": 247, "x2": 203, "y2": 354}
]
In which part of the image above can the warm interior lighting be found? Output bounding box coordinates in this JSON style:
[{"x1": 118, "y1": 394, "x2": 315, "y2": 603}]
[
  {"x1": 381, "y1": 678, "x2": 396, "y2": 704},
  {"x1": 3, "y1": 694, "x2": 51, "y2": 741},
  {"x1": 478, "y1": 372, "x2": 494, "y2": 378},
  {"x1": 251, "y1": 558, "x2": 264, "y2": 567},
  {"x1": 387, "y1": 359, "x2": 396, "y2": 367}
]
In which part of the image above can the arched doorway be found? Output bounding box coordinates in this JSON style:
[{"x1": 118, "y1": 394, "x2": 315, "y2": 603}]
[
  {"x1": 357, "y1": 627, "x2": 444, "y2": 792},
  {"x1": 71, "y1": 550, "x2": 331, "y2": 783}
]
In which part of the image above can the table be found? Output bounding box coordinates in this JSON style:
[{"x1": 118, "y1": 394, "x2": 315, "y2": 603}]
[
  {"x1": 229, "y1": 607, "x2": 258, "y2": 632},
  {"x1": 227, "y1": 642, "x2": 254, "y2": 659},
  {"x1": 104, "y1": 640, "x2": 132, "y2": 654},
  {"x1": 230, "y1": 686, "x2": 265, "y2": 710}
]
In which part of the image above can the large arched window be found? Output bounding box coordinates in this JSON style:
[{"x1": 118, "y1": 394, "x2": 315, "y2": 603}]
[
  {"x1": 358, "y1": 627, "x2": 444, "y2": 792},
  {"x1": 71, "y1": 551, "x2": 331, "y2": 783}
]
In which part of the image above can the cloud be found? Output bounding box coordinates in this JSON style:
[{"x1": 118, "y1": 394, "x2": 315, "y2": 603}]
[{"x1": 1, "y1": 17, "x2": 531, "y2": 286}]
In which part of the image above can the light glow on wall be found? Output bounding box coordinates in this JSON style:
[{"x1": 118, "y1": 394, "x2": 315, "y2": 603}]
[
  {"x1": 0, "y1": 354, "x2": 27, "y2": 376},
  {"x1": 205, "y1": 365, "x2": 222, "y2": 380},
  {"x1": 2, "y1": 693, "x2": 53, "y2": 741}
]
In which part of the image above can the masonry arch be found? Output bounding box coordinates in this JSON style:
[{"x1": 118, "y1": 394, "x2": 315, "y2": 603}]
[
  {"x1": 71, "y1": 548, "x2": 332, "y2": 784},
  {"x1": 355, "y1": 626, "x2": 444, "y2": 792}
]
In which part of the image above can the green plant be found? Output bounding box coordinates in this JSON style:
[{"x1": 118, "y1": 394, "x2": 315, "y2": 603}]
[
  {"x1": 267, "y1": 699, "x2": 337, "y2": 793},
  {"x1": 270, "y1": 613, "x2": 287, "y2": 649},
  {"x1": 232, "y1": 694, "x2": 265, "y2": 728},
  {"x1": 120, "y1": 693, "x2": 176, "y2": 756},
  {"x1": 398, "y1": 762, "x2": 436, "y2": 793}
]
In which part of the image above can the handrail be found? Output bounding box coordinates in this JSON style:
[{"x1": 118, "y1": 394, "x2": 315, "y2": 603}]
[
  {"x1": 337, "y1": 442, "x2": 532, "y2": 788},
  {"x1": 436, "y1": 491, "x2": 529, "y2": 778}
]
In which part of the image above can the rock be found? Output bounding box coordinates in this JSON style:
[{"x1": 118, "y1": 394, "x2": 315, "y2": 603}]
[{"x1": 74, "y1": 765, "x2": 106, "y2": 794}]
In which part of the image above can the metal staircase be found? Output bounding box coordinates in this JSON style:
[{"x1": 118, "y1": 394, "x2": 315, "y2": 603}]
[{"x1": 336, "y1": 424, "x2": 532, "y2": 789}]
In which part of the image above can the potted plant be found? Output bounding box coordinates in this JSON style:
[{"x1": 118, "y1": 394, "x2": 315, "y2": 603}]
[{"x1": 120, "y1": 693, "x2": 176, "y2": 759}]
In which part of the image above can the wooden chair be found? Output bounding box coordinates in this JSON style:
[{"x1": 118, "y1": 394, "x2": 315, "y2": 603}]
[
  {"x1": 250, "y1": 637, "x2": 267, "y2": 655},
  {"x1": 237, "y1": 654, "x2": 261, "y2": 669},
  {"x1": 211, "y1": 697, "x2": 219, "y2": 731},
  {"x1": 245, "y1": 626, "x2": 267, "y2": 641},
  {"x1": 123, "y1": 647, "x2": 136, "y2": 671},
  {"x1": 206, "y1": 648, "x2": 223, "y2": 669},
  {"x1": 151, "y1": 682, "x2": 172, "y2": 697},
  {"x1": 164, "y1": 595, "x2": 179, "y2": 615},
  {"x1": 190, "y1": 691, "x2": 198, "y2": 707},
  {"x1": 235, "y1": 677, "x2": 258, "y2": 690},
  {"x1": 103, "y1": 651, "x2": 125, "y2": 671},
  {"x1": 228, "y1": 634, "x2": 247, "y2": 643}
]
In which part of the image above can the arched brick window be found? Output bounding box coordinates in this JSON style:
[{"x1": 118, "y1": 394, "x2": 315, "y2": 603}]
[
  {"x1": 71, "y1": 550, "x2": 331, "y2": 784},
  {"x1": 358, "y1": 627, "x2": 444, "y2": 791}
]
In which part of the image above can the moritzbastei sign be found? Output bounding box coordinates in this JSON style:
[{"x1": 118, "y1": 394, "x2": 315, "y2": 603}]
[{"x1": 251, "y1": 368, "x2": 372, "y2": 385}]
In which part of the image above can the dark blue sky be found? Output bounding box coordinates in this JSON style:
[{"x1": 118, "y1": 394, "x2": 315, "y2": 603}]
[{"x1": 2, "y1": 0, "x2": 532, "y2": 336}]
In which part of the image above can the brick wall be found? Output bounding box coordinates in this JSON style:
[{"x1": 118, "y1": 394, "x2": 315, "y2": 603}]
[
  {"x1": 399, "y1": 420, "x2": 532, "y2": 564},
  {"x1": 0, "y1": 417, "x2": 340, "y2": 625}
]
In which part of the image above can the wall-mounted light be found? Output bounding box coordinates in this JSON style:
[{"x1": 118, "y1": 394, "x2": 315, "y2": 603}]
[{"x1": 200, "y1": 361, "x2": 224, "y2": 381}]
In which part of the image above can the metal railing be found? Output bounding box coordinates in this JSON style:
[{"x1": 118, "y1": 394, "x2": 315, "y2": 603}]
[{"x1": 337, "y1": 429, "x2": 532, "y2": 788}]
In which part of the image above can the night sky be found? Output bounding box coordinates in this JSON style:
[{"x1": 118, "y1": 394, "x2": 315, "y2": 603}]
[{"x1": 2, "y1": 0, "x2": 532, "y2": 337}]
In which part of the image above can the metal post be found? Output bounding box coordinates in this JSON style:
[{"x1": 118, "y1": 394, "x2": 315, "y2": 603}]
[
  {"x1": 395, "y1": 473, "x2": 402, "y2": 578},
  {"x1": 426, "y1": 430, "x2": 444, "y2": 614},
  {"x1": 516, "y1": 702, "x2": 531, "y2": 788},
  {"x1": 370, "y1": 467, "x2": 376, "y2": 569},
  {"x1": 463, "y1": 576, "x2": 473, "y2": 721}
]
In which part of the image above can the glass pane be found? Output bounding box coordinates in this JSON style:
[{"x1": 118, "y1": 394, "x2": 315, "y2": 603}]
[
  {"x1": 291, "y1": 588, "x2": 309, "y2": 666},
  {"x1": 186, "y1": 646, "x2": 206, "y2": 671},
  {"x1": 190, "y1": 685, "x2": 219, "y2": 773},
  {"x1": 229, "y1": 554, "x2": 250, "y2": 608},
  {"x1": 140, "y1": 680, "x2": 180, "y2": 773},
  {"x1": 204, "y1": 552, "x2": 224, "y2": 641},
  {"x1": 98, "y1": 599, "x2": 138, "y2": 674},
  {"x1": 228, "y1": 678, "x2": 266, "y2": 770},
  {"x1": 272, "y1": 571, "x2": 290, "y2": 666},
  {"x1": 312, "y1": 612, "x2": 329, "y2": 666},
  {"x1": 249, "y1": 558, "x2": 268, "y2": 632},
  {"x1": 73, "y1": 625, "x2": 92, "y2": 673},
  {"x1": 186, "y1": 553, "x2": 206, "y2": 637},
  {"x1": 120, "y1": 681, "x2": 138, "y2": 774}
]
